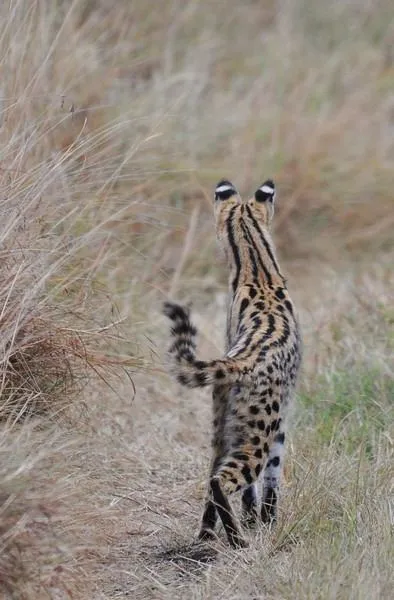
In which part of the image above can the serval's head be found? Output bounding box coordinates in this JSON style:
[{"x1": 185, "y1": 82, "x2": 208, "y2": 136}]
[{"x1": 214, "y1": 178, "x2": 276, "y2": 244}]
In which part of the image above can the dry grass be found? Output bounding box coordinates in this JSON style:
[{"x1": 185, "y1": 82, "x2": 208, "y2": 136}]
[
  {"x1": 0, "y1": 425, "x2": 112, "y2": 599},
  {"x1": 0, "y1": 0, "x2": 393, "y2": 598}
]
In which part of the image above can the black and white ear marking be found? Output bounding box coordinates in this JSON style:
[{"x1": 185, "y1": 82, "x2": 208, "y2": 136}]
[
  {"x1": 255, "y1": 179, "x2": 276, "y2": 203},
  {"x1": 215, "y1": 179, "x2": 238, "y2": 201}
]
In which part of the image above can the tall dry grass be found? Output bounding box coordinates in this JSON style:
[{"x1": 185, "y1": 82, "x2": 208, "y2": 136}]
[
  {"x1": 0, "y1": 0, "x2": 393, "y2": 598},
  {"x1": 0, "y1": 2, "x2": 145, "y2": 596}
]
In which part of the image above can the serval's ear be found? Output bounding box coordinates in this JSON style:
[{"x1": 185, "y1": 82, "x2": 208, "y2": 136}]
[
  {"x1": 214, "y1": 180, "x2": 239, "y2": 201},
  {"x1": 254, "y1": 180, "x2": 276, "y2": 204}
]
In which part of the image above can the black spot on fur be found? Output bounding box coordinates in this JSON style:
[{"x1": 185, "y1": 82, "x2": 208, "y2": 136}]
[
  {"x1": 249, "y1": 405, "x2": 259, "y2": 415},
  {"x1": 232, "y1": 451, "x2": 249, "y2": 461},
  {"x1": 263, "y1": 442, "x2": 269, "y2": 454},
  {"x1": 226, "y1": 461, "x2": 238, "y2": 469},
  {"x1": 255, "y1": 464, "x2": 262, "y2": 477},
  {"x1": 254, "y1": 448, "x2": 263, "y2": 459},
  {"x1": 284, "y1": 300, "x2": 293, "y2": 314},
  {"x1": 272, "y1": 400, "x2": 280, "y2": 412},
  {"x1": 239, "y1": 298, "x2": 249, "y2": 314},
  {"x1": 257, "y1": 419, "x2": 265, "y2": 430},
  {"x1": 241, "y1": 465, "x2": 253, "y2": 484},
  {"x1": 251, "y1": 436, "x2": 260, "y2": 446},
  {"x1": 271, "y1": 456, "x2": 280, "y2": 467},
  {"x1": 265, "y1": 404, "x2": 272, "y2": 415},
  {"x1": 249, "y1": 287, "x2": 257, "y2": 299}
]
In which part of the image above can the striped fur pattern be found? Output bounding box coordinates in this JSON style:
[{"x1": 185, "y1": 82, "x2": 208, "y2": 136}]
[{"x1": 163, "y1": 178, "x2": 302, "y2": 548}]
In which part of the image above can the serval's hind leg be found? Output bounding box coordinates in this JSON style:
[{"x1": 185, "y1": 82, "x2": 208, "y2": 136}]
[
  {"x1": 209, "y1": 453, "x2": 262, "y2": 548},
  {"x1": 198, "y1": 454, "x2": 225, "y2": 541},
  {"x1": 198, "y1": 386, "x2": 228, "y2": 542},
  {"x1": 210, "y1": 476, "x2": 247, "y2": 548},
  {"x1": 198, "y1": 491, "x2": 217, "y2": 541}
]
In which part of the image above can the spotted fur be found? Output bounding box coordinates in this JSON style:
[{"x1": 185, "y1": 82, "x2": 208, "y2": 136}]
[{"x1": 163, "y1": 178, "x2": 302, "y2": 548}]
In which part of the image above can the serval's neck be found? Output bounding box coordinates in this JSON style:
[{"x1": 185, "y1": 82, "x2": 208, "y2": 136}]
[{"x1": 224, "y1": 204, "x2": 286, "y2": 294}]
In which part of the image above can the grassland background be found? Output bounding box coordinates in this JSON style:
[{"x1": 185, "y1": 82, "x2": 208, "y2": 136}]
[{"x1": 0, "y1": 1, "x2": 393, "y2": 598}]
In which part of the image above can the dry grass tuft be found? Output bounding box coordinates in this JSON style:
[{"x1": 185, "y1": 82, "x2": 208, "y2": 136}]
[
  {"x1": 0, "y1": 424, "x2": 120, "y2": 599},
  {"x1": 0, "y1": 310, "x2": 138, "y2": 424}
]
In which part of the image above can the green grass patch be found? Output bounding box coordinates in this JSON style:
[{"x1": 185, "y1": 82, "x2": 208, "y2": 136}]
[{"x1": 299, "y1": 367, "x2": 393, "y2": 454}]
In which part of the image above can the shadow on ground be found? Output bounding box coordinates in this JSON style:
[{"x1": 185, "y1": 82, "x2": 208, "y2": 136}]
[{"x1": 155, "y1": 540, "x2": 218, "y2": 577}]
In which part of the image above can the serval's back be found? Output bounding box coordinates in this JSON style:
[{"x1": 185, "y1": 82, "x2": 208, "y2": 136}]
[{"x1": 163, "y1": 178, "x2": 302, "y2": 548}]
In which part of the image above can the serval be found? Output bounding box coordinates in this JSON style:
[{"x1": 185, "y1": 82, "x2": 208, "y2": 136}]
[{"x1": 163, "y1": 178, "x2": 302, "y2": 548}]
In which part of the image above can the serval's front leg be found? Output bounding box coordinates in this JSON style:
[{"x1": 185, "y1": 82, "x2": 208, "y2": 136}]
[
  {"x1": 261, "y1": 430, "x2": 285, "y2": 524},
  {"x1": 241, "y1": 482, "x2": 258, "y2": 528}
]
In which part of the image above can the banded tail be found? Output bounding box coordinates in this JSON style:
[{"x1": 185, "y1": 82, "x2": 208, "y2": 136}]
[{"x1": 163, "y1": 302, "x2": 250, "y2": 388}]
